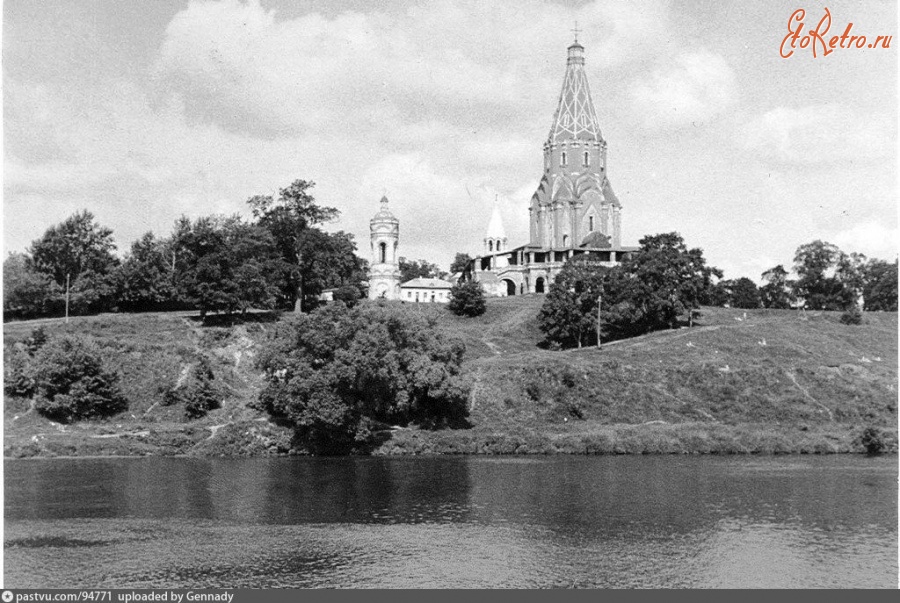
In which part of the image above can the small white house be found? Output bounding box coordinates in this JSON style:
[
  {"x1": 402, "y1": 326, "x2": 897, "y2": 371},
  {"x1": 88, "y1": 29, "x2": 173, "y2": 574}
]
[{"x1": 400, "y1": 277, "x2": 454, "y2": 303}]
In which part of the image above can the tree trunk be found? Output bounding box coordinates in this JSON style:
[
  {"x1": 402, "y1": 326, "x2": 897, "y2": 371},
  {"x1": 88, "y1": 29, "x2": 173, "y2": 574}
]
[{"x1": 294, "y1": 282, "x2": 303, "y2": 313}]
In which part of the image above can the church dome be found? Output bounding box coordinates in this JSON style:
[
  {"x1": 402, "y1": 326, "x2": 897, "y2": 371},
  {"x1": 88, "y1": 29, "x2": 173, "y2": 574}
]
[
  {"x1": 580, "y1": 231, "x2": 611, "y2": 248},
  {"x1": 371, "y1": 195, "x2": 399, "y2": 224}
]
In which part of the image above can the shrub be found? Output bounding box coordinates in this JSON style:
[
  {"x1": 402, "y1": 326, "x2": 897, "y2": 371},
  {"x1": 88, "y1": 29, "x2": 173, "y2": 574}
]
[
  {"x1": 30, "y1": 336, "x2": 128, "y2": 423},
  {"x1": 255, "y1": 302, "x2": 470, "y2": 454},
  {"x1": 840, "y1": 305, "x2": 863, "y2": 325},
  {"x1": 182, "y1": 357, "x2": 221, "y2": 419},
  {"x1": 859, "y1": 426, "x2": 886, "y2": 455},
  {"x1": 332, "y1": 285, "x2": 361, "y2": 308},
  {"x1": 4, "y1": 346, "x2": 36, "y2": 398},
  {"x1": 448, "y1": 280, "x2": 486, "y2": 317}
]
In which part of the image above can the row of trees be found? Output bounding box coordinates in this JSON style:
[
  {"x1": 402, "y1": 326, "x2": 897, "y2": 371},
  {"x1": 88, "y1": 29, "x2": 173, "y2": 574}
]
[
  {"x1": 539, "y1": 233, "x2": 720, "y2": 348},
  {"x1": 538, "y1": 234, "x2": 898, "y2": 349},
  {"x1": 708, "y1": 241, "x2": 897, "y2": 312},
  {"x1": 4, "y1": 181, "x2": 370, "y2": 320}
]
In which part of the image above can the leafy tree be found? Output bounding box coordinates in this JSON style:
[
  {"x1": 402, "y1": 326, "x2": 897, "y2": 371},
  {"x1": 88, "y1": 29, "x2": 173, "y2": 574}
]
[
  {"x1": 3, "y1": 253, "x2": 63, "y2": 319},
  {"x1": 538, "y1": 259, "x2": 606, "y2": 347},
  {"x1": 29, "y1": 211, "x2": 119, "y2": 305},
  {"x1": 760, "y1": 265, "x2": 794, "y2": 309},
  {"x1": 730, "y1": 277, "x2": 761, "y2": 309},
  {"x1": 247, "y1": 180, "x2": 340, "y2": 311},
  {"x1": 539, "y1": 234, "x2": 721, "y2": 348},
  {"x1": 332, "y1": 285, "x2": 361, "y2": 307},
  {"x1": 792, "y1": 240, "x2": 856, "y2": 311},
  {"x1": 172, "y1": 215, "x2": 284, "y2": 318},
  {"x1": 297, "y1": 229, "x2": 365, "y2": 309},
  {"x1": 862, "y1": 259, "x2": 898, "y2": 311},
  {"x1": 116, "y1": 232, "x2": 177, "y2": 312},
  {"x1": 399, "y1": 257, "x2": 444, "y2": 282},
  {"x1": 29, "y1": 335, "x2": 128, "y2": 423},
  {"x1": 448, "y1": 280, "x2": 487, "y2": 317},
  {"x1": 254, "y1": 303, "x2": 470, "y2": 454},
  {"x1": 449, "y1": 253, "x2": 473, "y2": 275}
]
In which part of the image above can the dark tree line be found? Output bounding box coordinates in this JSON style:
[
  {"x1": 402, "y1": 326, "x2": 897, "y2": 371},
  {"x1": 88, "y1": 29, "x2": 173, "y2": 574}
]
[
  {"x1": 4, "y1": 180, "x2": 369, "y2": 320},
  {"x1": 539, "y1": 234, "x2": 897, "y2": 349},
  {"x1": 708, "y1": 240, "x2": 896, "y2": 312}
]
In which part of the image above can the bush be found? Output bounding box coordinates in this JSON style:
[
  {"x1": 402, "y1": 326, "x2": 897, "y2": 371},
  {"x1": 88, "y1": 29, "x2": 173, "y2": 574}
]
[
  {"x1": 4, "y1": 346, "x2": 36, "y2": 398},
  {"x1": 859, "y1": 426, "x2": 886, "y2": 455},
  {"x1": 255, "y1": 302, "x2": 470, "y2": 454},
  {"x1": 30, "y1": 336, "x2": 128, "y2": 423},
  {"x1": 448, "y1": 280, "x2": 486, "y2": 317},
  {"x1": 840, "y1": 305, "x2": 863, "y2": 325}
]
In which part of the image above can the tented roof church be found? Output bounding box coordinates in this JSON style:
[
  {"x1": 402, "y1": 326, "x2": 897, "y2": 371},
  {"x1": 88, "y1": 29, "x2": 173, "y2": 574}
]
[{"x1": 465, "y1": 35, "x2": 638, "y2": 297}]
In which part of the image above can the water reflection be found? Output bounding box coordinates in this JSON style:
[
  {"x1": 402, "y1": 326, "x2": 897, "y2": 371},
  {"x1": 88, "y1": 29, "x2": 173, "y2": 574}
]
[{"x1": 5, "y1": 455, "x2": 897, "y2": 587}]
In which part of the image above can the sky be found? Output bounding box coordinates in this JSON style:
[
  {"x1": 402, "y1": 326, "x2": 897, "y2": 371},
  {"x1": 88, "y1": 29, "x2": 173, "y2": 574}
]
[{"x1": 3, "y1": 0, "x2": 897, "y2": 281}]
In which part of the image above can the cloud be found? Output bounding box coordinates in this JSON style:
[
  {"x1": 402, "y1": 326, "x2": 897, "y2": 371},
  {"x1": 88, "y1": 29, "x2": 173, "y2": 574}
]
[
  {"x1": 832, "y1": 221, "x2": 898, "y2": 260},
  {"x1": 740, "y1": 104, "x2": 895, "y2": 164},
  {"x1": 630, "y1": 49, "x2": 737, "y2": 128}
]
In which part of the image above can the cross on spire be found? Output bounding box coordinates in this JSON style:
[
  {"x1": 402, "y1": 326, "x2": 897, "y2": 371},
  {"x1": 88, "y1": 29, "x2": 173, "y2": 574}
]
[{"x1": 571, "y1": 21, "x2": 581, "y2": 43}]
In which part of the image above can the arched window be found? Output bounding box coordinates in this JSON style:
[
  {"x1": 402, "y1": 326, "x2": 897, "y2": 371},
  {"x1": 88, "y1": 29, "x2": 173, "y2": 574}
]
[
  {"x1": 589, "y1": 216, "x2": 594, "y2": 231},
  {"x1": 497, "y1": 241, "x2": 502, "y2": 251},
  {"x1": 560, "y1": 151, "x2": 567, "y2": 167},
  {"x1": 379, "y1": 242, "x2": 387, "y2": 264},
  {"x1": 488, "y1": 240, "x2": 493, "y2": 252},
  {"x1": 583, "y1": 151, "x2": 590, "y2": 167},
  {"x1": 563, "y1": 234, "x2": 569, "y2": 247}
]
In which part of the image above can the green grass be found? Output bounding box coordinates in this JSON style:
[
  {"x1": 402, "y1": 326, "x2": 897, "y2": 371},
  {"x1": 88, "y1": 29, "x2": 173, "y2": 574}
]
[{"x1": 4, "y1": 300, "x2": 898, "y2": 456}]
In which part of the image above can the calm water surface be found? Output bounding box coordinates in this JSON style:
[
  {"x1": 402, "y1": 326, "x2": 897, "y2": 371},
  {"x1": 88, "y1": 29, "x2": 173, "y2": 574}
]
[{"x1": 4, "y1": 455, "x2": 897, "y2": 588}]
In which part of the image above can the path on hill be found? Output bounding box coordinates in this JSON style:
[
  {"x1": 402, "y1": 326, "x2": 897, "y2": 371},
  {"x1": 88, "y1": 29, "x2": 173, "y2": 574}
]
[{"x1": 480, "y1": 298, "x2": 545, "y2": 356}]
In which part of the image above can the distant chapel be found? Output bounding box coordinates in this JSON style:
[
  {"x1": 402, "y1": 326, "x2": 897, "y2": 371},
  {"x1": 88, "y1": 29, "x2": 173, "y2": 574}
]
[{"x1": 465, "y1": 37, "x2": 638, "y2": 296}]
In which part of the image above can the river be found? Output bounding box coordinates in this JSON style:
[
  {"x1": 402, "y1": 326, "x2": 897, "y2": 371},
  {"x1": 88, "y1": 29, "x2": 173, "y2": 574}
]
[{"x1": 4, "y1": 455, "x2": 897, "y2": 588}]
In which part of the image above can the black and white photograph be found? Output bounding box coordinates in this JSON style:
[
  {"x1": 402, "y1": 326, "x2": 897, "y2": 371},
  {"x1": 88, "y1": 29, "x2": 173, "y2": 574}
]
[{"x1": 2, "y1": 0, "x2": 897, "y2": 590}]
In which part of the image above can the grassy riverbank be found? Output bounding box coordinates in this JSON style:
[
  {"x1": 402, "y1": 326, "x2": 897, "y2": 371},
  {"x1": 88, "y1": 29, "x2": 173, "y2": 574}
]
[{"x1": 4, "y1": 298, "x2": 897, "y2": 457}]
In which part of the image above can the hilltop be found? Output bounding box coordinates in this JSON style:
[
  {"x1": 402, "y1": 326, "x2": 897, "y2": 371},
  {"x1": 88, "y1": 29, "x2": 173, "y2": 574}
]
[{"x1": 3, "y1": 297, "x2": 897, "y2": 457}]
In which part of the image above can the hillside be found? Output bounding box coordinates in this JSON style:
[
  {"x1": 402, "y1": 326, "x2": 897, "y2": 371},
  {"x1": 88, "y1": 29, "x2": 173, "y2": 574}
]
[{"x1": 3, "y1": 297, "x2": 898, "y2": 456}]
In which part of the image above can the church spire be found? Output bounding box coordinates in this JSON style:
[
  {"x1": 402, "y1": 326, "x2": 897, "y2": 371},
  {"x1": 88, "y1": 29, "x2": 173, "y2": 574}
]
[{"x1": 546, "y1": 35, "x2": 603, "y2": 145}]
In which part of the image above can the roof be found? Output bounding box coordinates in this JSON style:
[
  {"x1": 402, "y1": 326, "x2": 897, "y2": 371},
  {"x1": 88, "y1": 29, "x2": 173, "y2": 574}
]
[
  {"x1": 400, "y1": 277, "x2": 454, "y2": 289},
  {"x1": 485, "y1": 202, "x2": 506, "y2": 240},
  {"x1": 371, "y1": 195, "x2": 398, "y2": 223},
  {"x1": 547, "y1": 42, "x2": 604, "y2": 145}
]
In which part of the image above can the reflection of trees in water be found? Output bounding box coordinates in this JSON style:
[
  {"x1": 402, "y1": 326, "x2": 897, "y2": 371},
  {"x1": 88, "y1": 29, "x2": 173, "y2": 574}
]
[{"x1": 6, "y1": 456, "x2": 895, "y2": 534}]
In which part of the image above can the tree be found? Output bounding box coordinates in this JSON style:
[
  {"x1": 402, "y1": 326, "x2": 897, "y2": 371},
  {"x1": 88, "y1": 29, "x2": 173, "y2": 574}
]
[
  {"x1": 29, "y1": 335, "x2": 128, "y2": 423},
  {"x1": 449, "y1": 253, "x2": 473, "y2": 275},
  {"x1": 171, "y1": 215, "x2": 285, "y2": 318},
  {"x1": 448, "y1": 280, "x2": 487, "y2": 317},
  {"x1": 730, "y1": 277, "x2": 761, "y2": 309},
  {"x1": 3, "y1": 253, "x2": 63, "y2": 319},
  {"x1": 29, "y1": 210, "x2": 119, "y2": 314},
  {"x1": 254, "y1": 303, "x2": 470, "y2": 454},
  {"x1": 862, "y1": 259, "x2": 898, "y2": 311},
  {"x1": 399, "y1": 257, "x2": 443, "y2": 282},
  {"x1": 792, "y1": 240, "x2": 856, "y2": 311},
  {"x1": 760, "y1": 265, "x2": 794, "y2": 309},
  {"x1": 538, "y1": 259, "x2": 606, "y2": 347},
  {"x1": 116, "y1": 232, "x2": 177, "y2": 312},
  {"x1": 297, "y1": 229, "x2": 365, "y2": 309},
  {"x1": 538, "y1": 234, "x2": 721, "y2": 348},
  {"x1": 247, "y1": 180, "x2": 340, "y2": 312}
]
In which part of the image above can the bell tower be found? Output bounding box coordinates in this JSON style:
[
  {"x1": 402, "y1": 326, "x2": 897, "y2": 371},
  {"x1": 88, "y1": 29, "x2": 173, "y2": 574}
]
[{"x1": 368, "y1": 195, "x2": 401, "y2": 300}]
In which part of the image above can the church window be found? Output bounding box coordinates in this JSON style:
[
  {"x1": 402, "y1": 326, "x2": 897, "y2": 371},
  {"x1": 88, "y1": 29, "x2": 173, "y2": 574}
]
[
  {"x1": 497, "y1": 241, "x2": 502, "y2": 251},
  {"x1": 563, "y1": 234, "x2": 569, "y2": 247},
  {"x1": 583, "y1": 151, "x2": 590, "y2": 167},
  {"x1": 589, "y1": 216, "x2": 594, "y2": 231},
  {"x1": 560, "y1": 151, "x2": 567, "y2": 166},
  {"x1": 379, "y1": 242, "x2": 387, "y2": 264},
  {"x1": 488, "y1": 240, "x2": 493, "y2": 252}
]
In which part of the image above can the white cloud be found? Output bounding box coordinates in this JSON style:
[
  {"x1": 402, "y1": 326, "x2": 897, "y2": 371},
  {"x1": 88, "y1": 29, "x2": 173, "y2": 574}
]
[
  {"x1": 740, "y1": 104, "x2": 895, "y2": 164},
  {"x1": 832, "y1": 221, "x2": 898, "y2": 260},
  {"x1": 631, "y1": 49, "x2": 737, "y2": 128}
]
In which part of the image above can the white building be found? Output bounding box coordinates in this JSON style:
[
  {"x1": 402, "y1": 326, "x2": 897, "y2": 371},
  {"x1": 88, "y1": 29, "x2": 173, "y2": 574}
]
[{"x1": 400, "y1": 278, "x2": 454, "y2": 303}]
